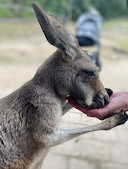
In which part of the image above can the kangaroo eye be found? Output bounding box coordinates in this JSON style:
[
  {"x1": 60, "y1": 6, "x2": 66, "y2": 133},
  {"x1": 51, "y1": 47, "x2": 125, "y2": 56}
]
[{"x1": 83, "y1": 70, "x2": 95, "y2": 76}]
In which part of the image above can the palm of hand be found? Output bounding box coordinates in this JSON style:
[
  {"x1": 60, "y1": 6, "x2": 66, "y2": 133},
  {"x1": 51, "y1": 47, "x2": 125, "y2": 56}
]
[{"x1": 86, "y1": 92, "x2": 128, "y2": 120}]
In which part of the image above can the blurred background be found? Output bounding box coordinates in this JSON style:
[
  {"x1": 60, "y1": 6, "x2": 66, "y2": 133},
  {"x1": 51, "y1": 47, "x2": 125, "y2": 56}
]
[{"x1": 0, "y1": 0, "x2": 128, "y2": 169}]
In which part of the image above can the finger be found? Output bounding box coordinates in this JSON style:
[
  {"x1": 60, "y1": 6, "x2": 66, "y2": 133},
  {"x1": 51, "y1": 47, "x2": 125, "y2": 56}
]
[
  {"x1": 86, "y1": 110, "x2": 104, "y2": 120},
  {"x1": 86, "y1": 107, "x2": 112, "y2": 120},
  {"x1": 86, "y1": 111, "x2": 108, "y2": 120}
]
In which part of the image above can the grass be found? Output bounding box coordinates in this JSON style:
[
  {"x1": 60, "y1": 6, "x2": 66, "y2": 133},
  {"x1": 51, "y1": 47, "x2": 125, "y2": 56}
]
[
  {"x1": 102, "y1": 18, "x2": 128, "y2": 56},
  {"x1": 0, "y1": 7, "x2": 34, "y2": 19},
  {"x1": 103, "y1": 18, "x2": 128, "y2": 31}
]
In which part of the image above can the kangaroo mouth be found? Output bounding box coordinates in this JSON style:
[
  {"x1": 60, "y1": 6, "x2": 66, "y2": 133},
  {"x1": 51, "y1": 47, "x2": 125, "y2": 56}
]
[
  {"x1": 67, "y1": 96, "x2": 105, "y2": 110},
  {"x1": 67, "y1": 88, "x2": 113, "y2": 111},
  {"x1": 66, "y1": 96, "x2": 90, "y2": 110}
]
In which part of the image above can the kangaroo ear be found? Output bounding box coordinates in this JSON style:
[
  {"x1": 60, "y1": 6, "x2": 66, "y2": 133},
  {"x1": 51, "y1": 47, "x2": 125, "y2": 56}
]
[{"x1": 33, "y1": 3, "x2": 79, "y2": 58}]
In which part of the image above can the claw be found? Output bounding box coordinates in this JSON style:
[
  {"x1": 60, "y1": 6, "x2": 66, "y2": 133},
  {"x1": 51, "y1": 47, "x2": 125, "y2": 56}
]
[{"x1": 117, "y1": 111, "x2": 128, "y2": 126}]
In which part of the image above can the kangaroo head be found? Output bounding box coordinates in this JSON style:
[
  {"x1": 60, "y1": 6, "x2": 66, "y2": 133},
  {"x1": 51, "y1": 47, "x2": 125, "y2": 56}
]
[{"x1": 33, "y1": 4, "x2": 109, "y2": 109}]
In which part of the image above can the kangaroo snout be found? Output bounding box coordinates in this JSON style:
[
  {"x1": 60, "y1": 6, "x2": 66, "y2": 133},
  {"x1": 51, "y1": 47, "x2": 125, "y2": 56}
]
[
  {"x1": 91, "y1": 88, "x2": 113, "y2": 109},
  {"x1": 69, "y1": 90, "x2": 109, "y2": 110},
  {"x1": 91, "y1": 93, "x2": 109, "y2": 109},
  {"x1": 68, "y1": 83, "x2": 111, "y2": 110},
  {"x1": 79, "y1": 90, "x2": 110, "y2": 110}
]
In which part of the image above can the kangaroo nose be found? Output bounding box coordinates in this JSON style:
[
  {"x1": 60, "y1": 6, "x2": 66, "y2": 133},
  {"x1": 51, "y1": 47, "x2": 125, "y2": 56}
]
[{"x1": 105, "y1": 88, "x2": 113, "y2": 97}]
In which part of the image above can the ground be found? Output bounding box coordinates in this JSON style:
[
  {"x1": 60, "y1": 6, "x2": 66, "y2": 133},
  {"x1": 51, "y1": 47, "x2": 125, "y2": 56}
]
[{"x1": 0, "y1": 19, "x2": 128, "y2": 169}]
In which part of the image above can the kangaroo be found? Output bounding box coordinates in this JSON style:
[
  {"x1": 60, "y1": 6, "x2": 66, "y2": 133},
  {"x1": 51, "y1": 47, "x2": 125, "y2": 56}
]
[{"x1": 0, "y1": 3, "x2": 127, "y2": 169}]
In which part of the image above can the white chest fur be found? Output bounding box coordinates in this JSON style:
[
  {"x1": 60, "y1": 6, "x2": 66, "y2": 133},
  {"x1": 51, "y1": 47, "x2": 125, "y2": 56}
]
[{"x1": 28, "y1": 147, "x2": 49, "y2": 169}]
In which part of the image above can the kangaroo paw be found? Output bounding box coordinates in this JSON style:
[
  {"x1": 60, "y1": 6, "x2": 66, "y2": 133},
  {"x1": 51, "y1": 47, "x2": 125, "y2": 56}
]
[
  {"x1": 115, "y1": 111, "x2": 128, "y2": 126},
  {"x1": 102, "y1": 111, "x2": 128, "y2": 130}
]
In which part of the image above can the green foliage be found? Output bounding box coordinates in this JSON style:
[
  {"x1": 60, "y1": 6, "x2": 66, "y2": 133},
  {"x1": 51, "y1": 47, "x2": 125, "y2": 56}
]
[
  {"x1": 91, "y1": 0, "x2": 128, "y2": 19},
  {"x1": 0, "y1": 0, "x2": 128, "y2": 20},
  {"x1": 72, "y1": 0, "x2": 91, "y2": 20}
]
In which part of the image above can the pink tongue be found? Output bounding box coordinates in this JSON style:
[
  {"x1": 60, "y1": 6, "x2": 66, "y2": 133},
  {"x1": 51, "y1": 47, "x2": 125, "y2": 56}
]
[{"x1": 66, "y1": 97, "x2": 89, "y2": 114}]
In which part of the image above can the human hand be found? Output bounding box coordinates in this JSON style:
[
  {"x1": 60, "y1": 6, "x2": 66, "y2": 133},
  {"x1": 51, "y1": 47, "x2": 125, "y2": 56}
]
[
  {"x1": 86, "y1": 92, "x2": 128, "y2": 120},
  {"x1": 67, "y1": 92, "x2": 128, "y2": 120}
]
